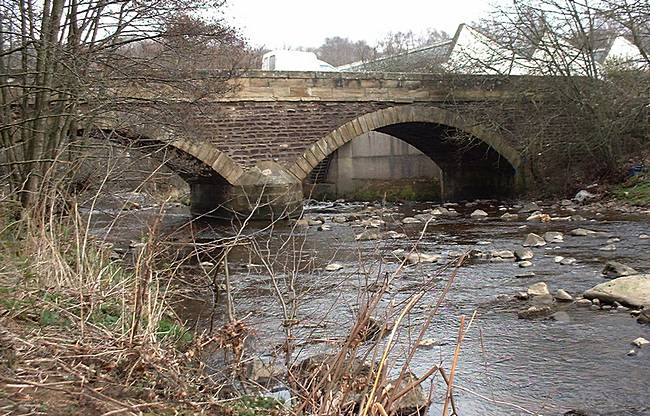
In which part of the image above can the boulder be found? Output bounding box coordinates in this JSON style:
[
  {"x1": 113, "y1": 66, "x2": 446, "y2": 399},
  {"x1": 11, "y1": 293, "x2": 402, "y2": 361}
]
[
  {"x1": 308, "y1": 218, "x2": 324, "y2": 226},
  {"x1": 555, "y1": 289, "x2": 574, "y2": 302},
  {"x1": 543, "y1": 231, "x2": 564, "y2": 243},
  {"x1": 388, "y1": 372, "x2": 430, "y2": 416},
  {"x1": 523, "y1": 233, "x2": 546, "y2": 247},
  {"x1": 583, "y1": 274, "x2": 650, "y2": 308},
  {"x1": 527, "y1": 282, "x2": 550, "y2": 297},
  {"x1": 402, "y1": 217, "x2": 422, "y2": 224},
  {"x1": 514, "y1": 247, "x2": 534, "y2": 261},
  {"x1": 470, "y1": 209, "x2": 489, "y2": 218},
  {"x1": 554, "y1": 256, "x2": 565, "y2": 263},
  {"x1": 602, "y1": 261, "x2": 638, "y2": 278},
  {"x1": 518, "y1": 261, "x2": 533, "y2": 268},
  {"x1": 640, "y1": 234, "x2": 650, "y2": 240},
  {"x1": 598, "y1": 244, "x2": 617, "y2": 252},
  {"x1": 575, "y1": 299, "x2": 592, "y2": 307},
  {"x1": 517, "y1": 305, "x2": 553, "y2": 319}
]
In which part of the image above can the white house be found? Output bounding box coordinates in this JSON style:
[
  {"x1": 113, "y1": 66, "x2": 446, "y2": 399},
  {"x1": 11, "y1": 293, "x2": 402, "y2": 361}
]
[{"x1": 261, "y1": 50, "x2": 337, "y2": 71}]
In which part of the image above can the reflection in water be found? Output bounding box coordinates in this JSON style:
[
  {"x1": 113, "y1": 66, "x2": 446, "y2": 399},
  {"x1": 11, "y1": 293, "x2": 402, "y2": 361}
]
[{"x1": 85, "y1": 201, "x2": 650, "y2": 416}]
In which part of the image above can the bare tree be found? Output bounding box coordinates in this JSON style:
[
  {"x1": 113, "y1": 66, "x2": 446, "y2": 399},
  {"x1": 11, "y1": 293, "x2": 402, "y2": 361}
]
[
  {"x1": 459, "y1": 0, "x2": 650, "y2": 191},
  {"x1": 0, "y1": 0, "x2": 252, "y2": 212}
]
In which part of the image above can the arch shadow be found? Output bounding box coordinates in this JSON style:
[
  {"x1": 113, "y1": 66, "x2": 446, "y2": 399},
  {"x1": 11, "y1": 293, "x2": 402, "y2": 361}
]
[{"x1": 290, "y1": 105, "x2": 525, "y2": 200}]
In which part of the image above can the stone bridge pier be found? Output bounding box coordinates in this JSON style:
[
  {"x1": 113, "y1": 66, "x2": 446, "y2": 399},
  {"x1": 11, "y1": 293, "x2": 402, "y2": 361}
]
[{"x1": 188, "y1": 161, "x2": 303, "y2": 219}]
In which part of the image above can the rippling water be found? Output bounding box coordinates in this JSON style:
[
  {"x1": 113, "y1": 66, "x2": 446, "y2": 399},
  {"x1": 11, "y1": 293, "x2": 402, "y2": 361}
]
[{"x1": 86, "y1": 200, "x2": 650, "y2": 415}]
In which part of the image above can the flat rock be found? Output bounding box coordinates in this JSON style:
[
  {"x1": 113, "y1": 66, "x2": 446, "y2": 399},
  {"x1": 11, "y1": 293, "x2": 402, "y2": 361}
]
[
  {"x1": 518, "y1": 261, "x2": 533, "y2": 268},
  {"x1": 523, "y1": 233, "x2": 546, "y2": 247},
  {"x1": 402, "y1": 217, "x2": 422, "y2": 224},
  {"x1": 514, "y1": 247, "x2": 534, "y2": 261},
  {"x1": 490, "y1": 250, "x2": 515, "y2": 259},
  {"x1": 501, "y1": 212, "x2": 519, "y2": 221},
  {"x1": 515, "y1": 272, "x2": 536, "y2": 278},
  {"x1": 527, "y1": 282, "x2": 550, "y2": 297},
  {"x1": 583, "y1": 274, "x2": 650, "y2": 308},
  {"x1": 602, "y1": 261, "x2": 638, "y2": 278},
  {"x1": 325, "y1": 263, "x2": 343, "y2": 272},
  {"x1": 570, "y1": 228, "x2": 597, "y2": 236},
  {"x1": 598, "y1": 244, "x2": 617, "y2": 251}
]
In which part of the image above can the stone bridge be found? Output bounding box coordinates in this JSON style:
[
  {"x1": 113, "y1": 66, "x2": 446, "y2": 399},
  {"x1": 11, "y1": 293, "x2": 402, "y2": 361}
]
[{"x1": 104, "y1": 70, "x2": 544, "y2": 218}]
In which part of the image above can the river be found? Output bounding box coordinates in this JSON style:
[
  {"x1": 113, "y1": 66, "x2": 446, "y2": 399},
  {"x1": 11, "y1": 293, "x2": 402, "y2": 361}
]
[{"x1": 86, "y1": 197, "x2": 650, "y2": 416}]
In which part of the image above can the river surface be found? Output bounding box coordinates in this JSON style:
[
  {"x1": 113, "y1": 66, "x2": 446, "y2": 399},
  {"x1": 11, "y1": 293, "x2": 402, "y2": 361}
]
[{"x1": 86, "y1": 198, "x2": 650, "y2": 416}]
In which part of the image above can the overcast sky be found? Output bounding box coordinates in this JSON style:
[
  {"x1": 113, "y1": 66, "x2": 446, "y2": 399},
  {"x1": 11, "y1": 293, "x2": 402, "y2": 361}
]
[{"x1": 224, "y1": 0, "x2": 500, "y2": 49}]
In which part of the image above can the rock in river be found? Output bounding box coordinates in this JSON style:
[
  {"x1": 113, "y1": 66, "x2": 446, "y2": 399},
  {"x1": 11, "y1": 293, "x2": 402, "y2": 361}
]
[
  {"x1": 583, "y1": 274, "x2": 650, "y2": 308},
  {"x1": 555, "y1": 289, "x2": 574, "y2": 302},
  {"x1": 470, "y1": 209, "x2": 489, "y2": 218},
  {"x1": 527, "y1": 282, "x2": 550, "y2": 297},
  {"x1": 631, "y1": 337, "x2": 649, "y2": 348},
  {"x1": 404, "y1": 252, "x2": 440, "y2": 265},
  {"x1": 570, "y1": 228, "x2": 597, "y2": 236},
  {"x1": 523, "y1": 233, "x2": 546, "y2": 247},
  {"x1": 544, "y1": 231, "x2": 564, "y2": 243},
  {"x1": 518, "y1": 305, "x2": 553, "y2": 319},
  {"x1": 355, "y1": 230, "x2": 381, "y2": 241},
  {"x1": 602, "y1": 261, "x2": 638, "y2": 278},
  {"x1": 325, "y1": 263, "x2": 343, "y2": 272},
  {"x1": 598, "y1": 244, "x2": 617, "y2": 251},
  {"x1": 514, "y1": 247, "x2": 534, "y2": 261}
]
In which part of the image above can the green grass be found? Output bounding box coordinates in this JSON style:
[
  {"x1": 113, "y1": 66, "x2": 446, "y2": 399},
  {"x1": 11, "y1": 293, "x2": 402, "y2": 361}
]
[{"x1": 612, "y1": 176, "x2": 650, "y2": 206}]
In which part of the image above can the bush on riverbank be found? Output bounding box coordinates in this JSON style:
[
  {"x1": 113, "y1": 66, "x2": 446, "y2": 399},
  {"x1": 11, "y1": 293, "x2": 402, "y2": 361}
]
[{"x1": 0, "y1": 208, "x2": 269, "y2": 415}]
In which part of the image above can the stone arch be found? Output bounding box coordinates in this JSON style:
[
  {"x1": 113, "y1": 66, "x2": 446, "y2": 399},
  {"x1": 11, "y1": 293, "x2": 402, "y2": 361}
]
[
  {"x1": 290, "y1": 105, "x2": 525, "y2": 200},
  {"x1": 288, "y1": 105, "x2": 522, "y2": 182},
  {"x1": 95, "y1": 128, "x2": 245, "y2": 185}
]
